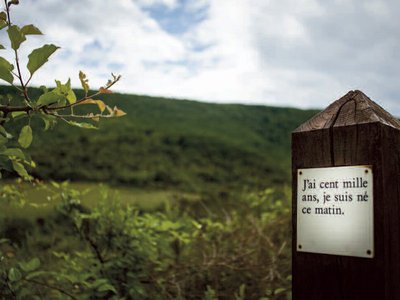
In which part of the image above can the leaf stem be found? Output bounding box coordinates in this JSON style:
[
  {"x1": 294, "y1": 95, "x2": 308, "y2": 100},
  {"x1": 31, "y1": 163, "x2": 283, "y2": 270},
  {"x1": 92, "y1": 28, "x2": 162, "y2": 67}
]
[
  {"x1": 25, "y1": 74, "x2": 33, "y2": 86},
  {"x1": 4, "y1": 0, "x2": 31, "y2": 103}
]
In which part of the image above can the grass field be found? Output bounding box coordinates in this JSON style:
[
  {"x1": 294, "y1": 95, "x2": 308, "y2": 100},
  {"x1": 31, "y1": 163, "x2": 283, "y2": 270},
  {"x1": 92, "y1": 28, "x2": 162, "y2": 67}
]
[{"x1": 1, "y1": 181, "x2": 199, "y2": 219}]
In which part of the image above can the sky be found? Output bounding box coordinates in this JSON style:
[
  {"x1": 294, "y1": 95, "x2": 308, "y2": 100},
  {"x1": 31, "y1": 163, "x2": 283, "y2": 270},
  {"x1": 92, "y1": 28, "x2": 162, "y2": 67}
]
[{"x1": 4, "y1": 0, "x2": 400, "y2": 114}]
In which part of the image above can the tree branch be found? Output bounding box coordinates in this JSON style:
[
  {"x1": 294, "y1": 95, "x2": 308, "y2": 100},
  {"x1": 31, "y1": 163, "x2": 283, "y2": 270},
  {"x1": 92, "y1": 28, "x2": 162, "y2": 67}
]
[
  {"x1": 0, "y1": 104, "x2": 31, "y2": 113},
  {"x1": 23, "y1": 278, "x2": 78, "y2": 300},
  {"x1": 46, "y1": 75, "x2": 121, "y2": 112}
]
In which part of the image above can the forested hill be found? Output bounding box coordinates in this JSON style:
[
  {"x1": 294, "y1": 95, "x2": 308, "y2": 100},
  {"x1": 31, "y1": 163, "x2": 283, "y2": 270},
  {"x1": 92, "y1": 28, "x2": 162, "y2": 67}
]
[{"x1": 1, "y1": 86, "x2": 318, "y2": 191}]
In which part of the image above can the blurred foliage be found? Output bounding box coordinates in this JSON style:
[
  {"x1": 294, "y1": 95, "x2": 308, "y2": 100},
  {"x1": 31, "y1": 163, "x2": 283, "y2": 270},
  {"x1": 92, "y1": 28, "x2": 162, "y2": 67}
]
[
  {"x1": 1, "y1": 85, "x2": 317, "y2": 192},
  {"x1": 0, "y1": 183, "x2": 292, "y2": 299}
]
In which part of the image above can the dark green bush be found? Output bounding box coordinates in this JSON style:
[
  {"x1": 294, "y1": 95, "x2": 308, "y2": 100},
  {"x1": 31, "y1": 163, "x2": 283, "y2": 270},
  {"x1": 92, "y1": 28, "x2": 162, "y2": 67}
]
[{"x1": 0, "y1": 185, "x2": 291, "y2": 299}]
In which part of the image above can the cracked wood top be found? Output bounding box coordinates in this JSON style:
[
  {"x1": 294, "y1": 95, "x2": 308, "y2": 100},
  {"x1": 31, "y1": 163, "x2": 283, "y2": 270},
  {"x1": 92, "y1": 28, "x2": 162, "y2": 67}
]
[{"x1": 294, "y1": 90, "x2": 400, "y2": 132}]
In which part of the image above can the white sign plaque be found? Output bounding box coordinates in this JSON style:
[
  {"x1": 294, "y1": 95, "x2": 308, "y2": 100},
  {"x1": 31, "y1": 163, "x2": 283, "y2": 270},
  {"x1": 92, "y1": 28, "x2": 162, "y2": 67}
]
[{"x1": 297, "y1": 165, "x2": 374, "y2": 258}]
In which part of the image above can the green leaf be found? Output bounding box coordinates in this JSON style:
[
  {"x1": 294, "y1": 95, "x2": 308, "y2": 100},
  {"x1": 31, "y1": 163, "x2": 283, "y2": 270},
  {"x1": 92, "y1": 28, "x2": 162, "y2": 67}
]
[
  {"x1": 19, "y1": 257, "x2": 40, "y2": 272},
  {"x1": 54, "y1": 78, "x2": 76, "y2": 104},
  {"x1": 11, "y1": 111, "x2": 25, "y2": 119},
  {"x1": 0, "y1": 12, "x2": 6, "y2": 30},
  {"x1": 12, "y1": 160, "x2": 30, "y2": 178},
  {"x1": 27, "y1": 44, "x2": 59, "y2": 76},
  {"x1": 9, "y1": 0, "x2": 19, "y2": 6},
  {"x1": 0, "y1": 57, "x2": 14, "y2": 84},
  {"x1": 0, "y1": 44, "x2": 4, "y2": 50},
  {"x1": 7, "y1": 25, "x2": 26, "y2": 50},
  {"x1": 18, "y1": 125, "x2": 33, "y2": 148},
  {"x1": 21, "y1": 24, "x2": 42, "y2": 35},
  {"x1": 274, "y1": 288, "x2": 286, "y2": 295},
  {"x1": 40, "y1": 114, "x2": 57, "y2": 130},
  {"x1": 1, "y1": 148, "x2": 25, "y2": 160},
  {"x1": 25, "y1": 270, "x2": 47, "y2": 280},
  {"x1": 98, "y1": 283, "x2": 117, "y2": 293},
  {"x1": 66, "y1": 86, "x2": 76, "y2": 104},
  {"x1": 0, "y1": 126, "x2": 12, "y2": 138},
  {"x1": 8, "y1": 268, "x2": 22, "y2": 282},
  {"x1": 0, "y1": 21, "x2": 6, "y2": 30},
  {"x1": 66, "y1": 120, "x2": 98, "y2": 129},
  {"x1": 37, "y1": 91, "x2": 65, "y2": 106}
]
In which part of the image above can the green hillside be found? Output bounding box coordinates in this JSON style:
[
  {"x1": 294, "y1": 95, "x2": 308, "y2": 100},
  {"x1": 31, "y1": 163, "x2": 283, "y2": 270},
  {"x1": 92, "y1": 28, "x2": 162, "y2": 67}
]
[
  {"x1": 1, "y1": 86, "x2": 317, "y2": 192},
  {"x1": 1, "y1": 87, "x2": 314, "y2": 298}
]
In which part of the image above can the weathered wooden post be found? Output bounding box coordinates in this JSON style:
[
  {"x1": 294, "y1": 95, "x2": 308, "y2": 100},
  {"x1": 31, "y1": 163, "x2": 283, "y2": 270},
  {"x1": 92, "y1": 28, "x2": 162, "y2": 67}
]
[{"x1": 292, "y1": 90, "x2": 400, "y2": 299}]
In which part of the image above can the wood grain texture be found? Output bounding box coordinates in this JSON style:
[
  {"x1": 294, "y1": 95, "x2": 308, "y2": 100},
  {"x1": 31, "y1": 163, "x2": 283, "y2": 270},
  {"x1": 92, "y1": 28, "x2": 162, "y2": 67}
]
[
  {"x1": 292, "y1": 90, "x2": 400, "y2": 299},
  {"x1": 294, "y1": 90, "x2": 400, "y2": 132}
]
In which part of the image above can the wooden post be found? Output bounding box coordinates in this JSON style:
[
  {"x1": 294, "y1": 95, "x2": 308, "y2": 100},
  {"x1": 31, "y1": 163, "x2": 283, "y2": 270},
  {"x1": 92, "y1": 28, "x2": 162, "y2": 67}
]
[{"x1": 292, "y1": 90, "x2": 400, "y2": 299}]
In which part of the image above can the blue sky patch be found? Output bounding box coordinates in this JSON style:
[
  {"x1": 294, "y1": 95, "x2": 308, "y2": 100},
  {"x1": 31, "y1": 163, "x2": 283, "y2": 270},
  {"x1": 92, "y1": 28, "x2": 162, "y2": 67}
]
[{"x1": 143, "y1": 0, "x2": 208, "y2": 35}]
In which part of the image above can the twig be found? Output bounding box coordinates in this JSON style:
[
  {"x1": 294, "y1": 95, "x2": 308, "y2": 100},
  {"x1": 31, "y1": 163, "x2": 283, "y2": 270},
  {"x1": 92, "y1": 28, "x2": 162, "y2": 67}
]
[
  {"x1": 23, "y1": 278, "x2": 78, "y2": 300},
  {"x1": 4, "y1": 0, "x2": 31, "y2": 103},
  {"x1": 0, "y1": 104, "x2": 31, "y2": 113},
  {"x1": 46, "y1": 76, "x2": 121, "y2": 112},
  {"x1": 49, "y1": 113, "x2": 113, "y2": 119}
]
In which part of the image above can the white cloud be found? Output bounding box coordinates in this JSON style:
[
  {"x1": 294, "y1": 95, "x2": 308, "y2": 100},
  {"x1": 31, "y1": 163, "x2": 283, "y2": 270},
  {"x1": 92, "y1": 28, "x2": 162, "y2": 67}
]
[
  {"x1": 7, "y1": 0, "x2": 188, "y2": 90},
  {"x1": 2, "y1": 0, "x2": 400, "y2": 115},
  {"x1": 364, "y1": 0, "x2": 390, "y2": 17}
]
